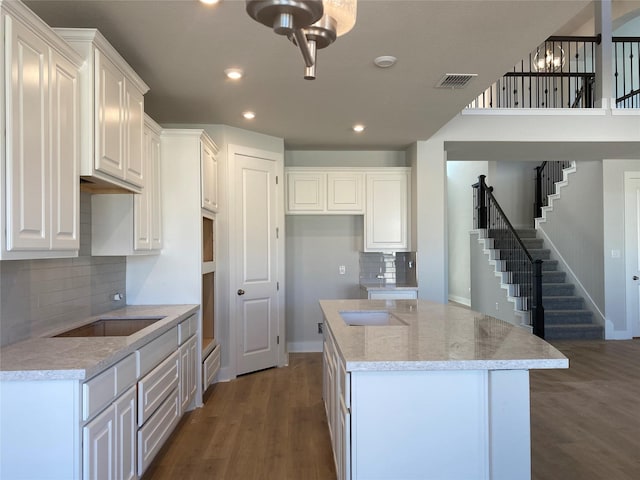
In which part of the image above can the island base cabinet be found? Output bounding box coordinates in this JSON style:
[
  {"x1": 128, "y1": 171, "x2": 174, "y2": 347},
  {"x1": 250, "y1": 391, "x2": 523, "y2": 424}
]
[{"x1": 349, "y1": 369, "x2": 532, "y2": 480}]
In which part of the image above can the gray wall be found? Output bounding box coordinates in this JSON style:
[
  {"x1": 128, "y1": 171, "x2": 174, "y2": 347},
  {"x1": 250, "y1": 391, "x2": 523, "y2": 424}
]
[
  {"x1": 487, "y1": 161, "x2": 539, "y2": 228},
  {"x1": 0, "y1": 193, "x2": 126, "y2": 346},
  {"x1": 285, "y1": 215, "x2": 363, "y2": 351},
  {"x1": 447, "y1": 161, "x2": 488, "y2": 305},
  {"x1": 603, "y1": 158, "x2": 640, "y2": 337},
  {"x1": 284, "y1": 150, "x2": 407, "y2": 351},
  {"x1": 470, "y1": 232, "x2": 519, "y2": 325},
  {"x1": 538, "y1": 160, "x2": 605, "y2": 318}
]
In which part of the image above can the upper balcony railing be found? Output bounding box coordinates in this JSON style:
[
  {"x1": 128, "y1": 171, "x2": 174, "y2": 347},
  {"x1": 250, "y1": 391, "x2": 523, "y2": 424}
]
[{"x1": 468, "y1": 36, "x2": 640, "y2": 109}]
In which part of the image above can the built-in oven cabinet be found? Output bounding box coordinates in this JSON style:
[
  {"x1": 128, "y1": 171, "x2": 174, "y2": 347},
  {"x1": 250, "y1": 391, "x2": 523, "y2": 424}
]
[{"x1": 0, "y1": 0, "x2": 83, "y2": 260}]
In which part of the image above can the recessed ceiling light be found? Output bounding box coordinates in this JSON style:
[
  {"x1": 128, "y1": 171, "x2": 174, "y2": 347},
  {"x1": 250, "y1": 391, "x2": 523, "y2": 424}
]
[
  {"x1": 243, "y1": 111, "x2": 256, "y2": 120},
  {"x1": 353, "y1": 124, "x2": 365, "y2": 133},
  {"x1": 225, "y1": 68, "x2": 243, "y2": 80},
  {"x1": 374, "y1": 56, "x2": 397, "y2": 68},
  {"x1": 200, "y1": 0, "x2": 221, "y2": 5}
]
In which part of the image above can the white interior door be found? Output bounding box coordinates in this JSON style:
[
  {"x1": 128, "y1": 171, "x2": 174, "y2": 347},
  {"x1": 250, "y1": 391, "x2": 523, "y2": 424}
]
[
  {"x1": 625, "y1": 173, "x2": 640, "y2": 337},
  {"x1": 234, "y1": 151, "x2": 279, "y2": 375}
]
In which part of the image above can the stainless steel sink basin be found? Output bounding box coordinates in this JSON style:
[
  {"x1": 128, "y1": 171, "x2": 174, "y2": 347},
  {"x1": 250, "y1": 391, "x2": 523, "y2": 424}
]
[
  {"x1": 54, "y1": 316, "x2": 165, "y2": 337},
  {"x1": 339, "y1": 311, "x2": 407, "y2": 326}
]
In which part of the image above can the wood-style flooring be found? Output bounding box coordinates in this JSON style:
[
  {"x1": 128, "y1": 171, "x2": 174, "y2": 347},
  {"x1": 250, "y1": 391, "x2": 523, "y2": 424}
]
[{"x1": 143, "y1": 341, "x2": 640, "y2": 480}]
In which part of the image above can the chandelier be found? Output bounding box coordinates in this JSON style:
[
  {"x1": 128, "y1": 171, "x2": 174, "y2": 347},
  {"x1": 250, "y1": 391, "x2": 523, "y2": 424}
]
[
  {"x1": 532, "y1": 44, "x2": 566, "y2": 73},
  {"x1": 246, "y1": 0, "x2": 357, "y2": 79}
]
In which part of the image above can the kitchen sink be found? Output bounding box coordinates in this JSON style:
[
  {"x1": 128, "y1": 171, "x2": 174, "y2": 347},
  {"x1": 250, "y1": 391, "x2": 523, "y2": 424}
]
[
  {"x1": 54, "y1": 316, "x2": 165, "y2": 337},
  {"x1": 339, "y1": 311, "x2": 407, "y2": 327}
]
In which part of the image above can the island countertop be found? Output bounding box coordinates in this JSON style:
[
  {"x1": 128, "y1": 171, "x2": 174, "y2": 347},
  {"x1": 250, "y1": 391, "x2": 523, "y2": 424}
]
[
  {"x1": 319, "y1": 299, "x2": 568, "y2": 372},
  {"x1": 0, "y1": 304, "x2": 199, "y2": 381}
]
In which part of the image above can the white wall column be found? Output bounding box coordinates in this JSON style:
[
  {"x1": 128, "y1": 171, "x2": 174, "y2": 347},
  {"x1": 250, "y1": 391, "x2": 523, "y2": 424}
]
[
  {"x1": 595, "y1": 0, "x2": 613, "y2": 108},
  {"x1": 415, "y1": 139, "x2": 448, "y2": 303}
]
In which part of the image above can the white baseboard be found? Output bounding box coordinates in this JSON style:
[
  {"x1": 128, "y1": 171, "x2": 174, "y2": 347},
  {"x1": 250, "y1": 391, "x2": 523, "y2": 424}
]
[
  {"x1": 287, "y1": 340, "x2": 323, "y2": 353},
  {"x1": 448, "y1": 295, "x2": 471, "y2": 307}
]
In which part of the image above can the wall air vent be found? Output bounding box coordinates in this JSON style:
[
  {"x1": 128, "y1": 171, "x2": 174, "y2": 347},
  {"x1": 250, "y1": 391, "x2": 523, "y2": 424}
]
[{"x1": 435, "y1": 73, "x2": 478, "y2": 89}]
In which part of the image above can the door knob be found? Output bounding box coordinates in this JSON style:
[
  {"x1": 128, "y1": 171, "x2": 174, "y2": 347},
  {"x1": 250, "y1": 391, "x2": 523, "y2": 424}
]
[
  {"x1": 634, "y1": 276, "x2": 639, "y2": 281},
  {"x1": 237, "y1": 289, "x2": 245, "y2": 296}
]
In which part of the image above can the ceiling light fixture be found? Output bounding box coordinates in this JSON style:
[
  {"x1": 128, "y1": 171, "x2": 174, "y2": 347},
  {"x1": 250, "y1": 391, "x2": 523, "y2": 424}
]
[
  {"x1": 245, "y1": 0, "x2": 357, "y2": 80},
  {"x1": 200, "y1": 0, "x2": 221, "y2": 5},
  {"x1": 243, "y1": 111, "x2": 256, "y2": 120},
  {"x1": 352, "y1": 124, "x2": 365, "y2": 133},
  {"x1": 224, "y1": 68, "x2": 243, "y2": 80},
  {"x1": 374, "y1": 56, "x2": 397, "y2": 68}
]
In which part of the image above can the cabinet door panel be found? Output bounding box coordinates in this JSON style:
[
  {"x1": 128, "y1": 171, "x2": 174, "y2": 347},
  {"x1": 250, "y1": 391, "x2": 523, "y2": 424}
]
[
  {"x1": 50, "y1": 49, "x2": 80, "y2": 250},
  {"x1": 327, "y1": 172, "x2": 364, "y2": 213},
  {"x1": 115, "y1": 387, "x2": 137, "y2": 480},
  {"x1": 149, "y1": 132, "x2": 162, "y2": 249},
  {"x1": 95, "y1": 50, "x2": 125, "y2": 179},
  {"x1": 7, "y1": 17, "x2": 49, "y2": 251},
  {"x1": 201, "y1": 141, "x2": 218, "y2": 212},
  {"x1": 83, "y1": 406, "x2": 116, "y2": 480},
  {"x1": 286, "y1": 172, "x2": 325, "y2": 213},
  {"x1": 125, "y1": 85, "x2": 144, "y2": 187},
  {"x1": 134, "y1": 128, "x2": 152, "y2": 250},
  {"x1": 365, "y1": 172, "x2": 410, "y2": 251}
]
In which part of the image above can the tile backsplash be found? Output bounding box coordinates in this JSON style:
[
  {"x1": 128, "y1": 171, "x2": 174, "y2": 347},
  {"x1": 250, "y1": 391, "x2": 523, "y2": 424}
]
[
  {"x1": 0, "y1": 193, "x2": 126, "y2": 346},
  {"x1": 359, "y1": 251, "x2": 417, "y2": 285}
]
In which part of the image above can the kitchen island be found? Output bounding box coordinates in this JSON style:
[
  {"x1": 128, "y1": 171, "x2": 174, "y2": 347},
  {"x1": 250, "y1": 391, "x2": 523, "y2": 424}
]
[{"x1": 320, "y1": 299, "x2": 568, "y2": 480}]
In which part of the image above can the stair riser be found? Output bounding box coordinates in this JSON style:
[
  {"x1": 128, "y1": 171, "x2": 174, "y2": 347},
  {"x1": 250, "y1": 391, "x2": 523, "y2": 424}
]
[
  {"x1": 542, "y1": 284, "x2": 575, "y2": 296},
  {"x1": 543, "y1": 298, "x2": 584, "y2": 310},
  {"x1": 544, "y1": 312, "x2": 593, "y2": 325},
  {"x1": 544, "y1": 327, "x2": 603, "y2": 340},
  {"x1": 498, "y1": 249, "x2": 551, "y2": 260},
  {"x1": 493, "y1": 239, "x2": 544, "y2": 250},
  {"x1": 503, "y1": 261, "x2": 558, "y2": 271},
  {"x1": 512, "y1": 272, "x2": 566, "y2": 283}
]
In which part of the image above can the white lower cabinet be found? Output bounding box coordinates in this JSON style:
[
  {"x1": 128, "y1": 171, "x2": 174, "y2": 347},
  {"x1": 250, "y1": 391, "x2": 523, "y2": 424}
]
[
  {"x1": 203, "y1": 344, "x2": 221, "y2": 391},
  {"x1": 83, "y1": 401, "x2": 116, "y2": 480},
  {"x1": 83, "y1": 384, "x2": 136, "y2": 480},
  {"x1": 137, "y1": 389, "x2": 180, "y2": 475},
  {"x1": 180, "y1": 335, "x2": 198, "y2": 413}
]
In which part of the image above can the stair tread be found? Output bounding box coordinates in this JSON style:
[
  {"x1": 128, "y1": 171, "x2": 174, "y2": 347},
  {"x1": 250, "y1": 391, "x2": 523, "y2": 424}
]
[{"x1": 546, "y1": 309, "x2": 592, "y2": 313}]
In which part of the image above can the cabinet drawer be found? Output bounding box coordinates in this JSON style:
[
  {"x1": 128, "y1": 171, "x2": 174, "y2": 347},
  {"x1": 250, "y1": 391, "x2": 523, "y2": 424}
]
[
  {"x1": 138, "y1": 351, "x2": 179, "y2": 426},
  {"x1": 137, "y1": 388, "x2": 180, "y2": 476},
  {"x1": 83, "y1": 353, "x2": 136, "y2": 421},
  {"x1": 178, "y1": 313, "x2": 197, "y2": 345},
  {"x1": 137, "y1": 327, "x2": 178, "y2": 378},
  {"x1": 338, "y1": 357, "x2": 350, "y2": 409},
  {"x1": 203, "y1": 344, "x2": 220, "y2": 390}
]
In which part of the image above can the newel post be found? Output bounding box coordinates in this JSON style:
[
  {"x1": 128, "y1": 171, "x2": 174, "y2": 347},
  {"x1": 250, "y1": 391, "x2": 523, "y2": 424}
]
[{"x1": 531, "y1": 259, "x2": 545, "y2": 338}]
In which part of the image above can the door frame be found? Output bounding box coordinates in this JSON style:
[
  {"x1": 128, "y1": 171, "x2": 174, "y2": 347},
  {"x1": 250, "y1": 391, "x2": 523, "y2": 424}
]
[
  {"x1": 624, "y1": 171, "x2": 640, "y2": 337},
  {"x1": 227, "y1": 144, "x2": 286, "y2": 378}
]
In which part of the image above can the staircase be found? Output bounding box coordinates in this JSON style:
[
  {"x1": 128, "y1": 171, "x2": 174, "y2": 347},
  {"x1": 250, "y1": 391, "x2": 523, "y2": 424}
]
[{"x1": 502, "y1": 229, "x2": 603, "y2": 340}]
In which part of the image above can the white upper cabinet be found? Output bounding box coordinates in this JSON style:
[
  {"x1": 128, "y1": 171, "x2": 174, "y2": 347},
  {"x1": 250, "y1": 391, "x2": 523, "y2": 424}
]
[
  {"x1": 286, "y1": 168, "x2": 364, "y2": 214},
  {"x1": 201, "y1": 137, "x2": 219, "y2": 213},
  {"x1": 0, "y1": 1, "x2": 82, "y2": 259},
  {"x1": 365, "y1": 169, "x2": 411, "y2": 252},
  {"x1": 55, "y1": 28, "x2": 149, "y2": 193},
  {"x1": 92, "y1": 114, "x2": 163, "y2": 256}
]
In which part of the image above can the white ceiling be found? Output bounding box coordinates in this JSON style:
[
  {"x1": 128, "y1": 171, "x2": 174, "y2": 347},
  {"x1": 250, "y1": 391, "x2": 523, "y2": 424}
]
[{"x1": 25, "y1": 0, "x2": 596, "y2": 150}]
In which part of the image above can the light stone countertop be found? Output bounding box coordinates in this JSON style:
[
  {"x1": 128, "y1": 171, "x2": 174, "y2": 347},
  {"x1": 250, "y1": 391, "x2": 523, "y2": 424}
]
[
  {"x1": 0, "y1": 304, "x2": 199, "y2": 381},
  {"x1": 320, "y1": 299, "x2": 568, "y2": 372}
]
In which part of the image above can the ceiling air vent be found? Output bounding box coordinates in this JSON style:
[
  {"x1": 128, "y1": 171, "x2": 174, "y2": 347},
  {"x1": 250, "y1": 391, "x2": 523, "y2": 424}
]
[{"x1": 435, "y1": 73, "x2": 478, "y2": 89}]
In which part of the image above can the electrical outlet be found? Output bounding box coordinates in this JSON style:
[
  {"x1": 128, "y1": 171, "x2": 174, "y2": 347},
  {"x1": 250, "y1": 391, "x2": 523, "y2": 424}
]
[
  {"x1": 317, "y1": 322, "x2": 323, "y2": 334},
  {"x1": 495, "y1": 302, "x2": 499, "y2": 311},
  {"x1": 339, "y1": 265, "x2": 346, "y2": 275}
]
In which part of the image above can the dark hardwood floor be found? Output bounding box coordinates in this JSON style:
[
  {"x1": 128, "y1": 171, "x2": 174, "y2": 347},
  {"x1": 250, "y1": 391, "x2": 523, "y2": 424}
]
[{"x1": 144, "y1": 341, "x2": 640, "y2": 480}]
